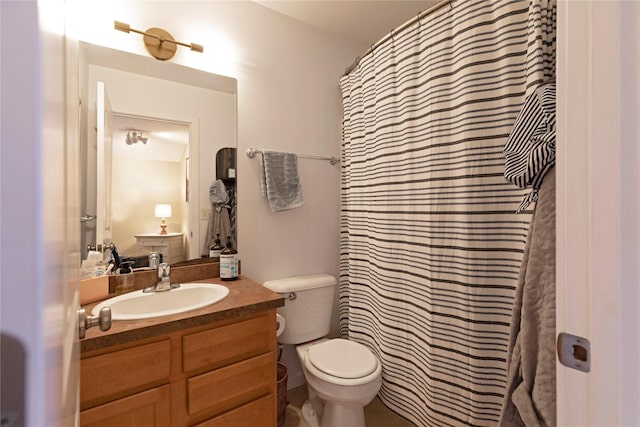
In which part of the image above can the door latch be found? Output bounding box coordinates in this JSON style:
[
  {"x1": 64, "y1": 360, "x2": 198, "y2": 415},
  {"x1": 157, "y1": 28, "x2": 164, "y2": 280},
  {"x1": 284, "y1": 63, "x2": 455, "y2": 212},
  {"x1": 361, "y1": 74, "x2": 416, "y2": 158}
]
[{"x1": 557, "y1": 332, "x2": 590, "y2": 372}]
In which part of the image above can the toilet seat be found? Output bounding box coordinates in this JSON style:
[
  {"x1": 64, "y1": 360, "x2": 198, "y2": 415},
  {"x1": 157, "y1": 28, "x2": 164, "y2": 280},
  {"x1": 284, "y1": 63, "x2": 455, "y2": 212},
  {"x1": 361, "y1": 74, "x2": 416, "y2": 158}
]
[{"x1": 307, "y1": 338, "x2": 378, "y2": 379}]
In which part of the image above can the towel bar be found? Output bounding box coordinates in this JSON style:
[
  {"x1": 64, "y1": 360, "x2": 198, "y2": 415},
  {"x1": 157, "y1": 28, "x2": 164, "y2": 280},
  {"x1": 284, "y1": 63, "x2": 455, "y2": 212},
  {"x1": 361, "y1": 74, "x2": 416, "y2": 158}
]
[{"x1": 246, "y1": 148, "x2": 340, "y2": 165}]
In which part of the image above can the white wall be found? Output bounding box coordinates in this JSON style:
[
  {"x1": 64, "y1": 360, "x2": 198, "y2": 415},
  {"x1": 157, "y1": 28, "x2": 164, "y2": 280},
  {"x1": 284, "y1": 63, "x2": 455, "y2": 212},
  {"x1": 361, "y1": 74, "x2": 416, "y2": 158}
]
[
  {"x1": 112, "y1": 158, "x2": 184, "y2": 254},
  {"x1": 68, "y1": 0, "x2": 365, "y2": 390},
  {"x1": 230, "y1": 2, "x2": 363, "y2": 284},
  {"x1": 68, "y1": 0, "x2": 365, "y2": 282}
]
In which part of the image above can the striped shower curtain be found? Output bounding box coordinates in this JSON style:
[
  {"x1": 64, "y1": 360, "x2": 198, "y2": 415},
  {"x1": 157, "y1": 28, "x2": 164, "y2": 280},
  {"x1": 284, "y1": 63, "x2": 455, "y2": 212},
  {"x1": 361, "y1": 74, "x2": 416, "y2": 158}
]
[{"x1": 339, "y1": 1, "x2": 556, "y2": 426}]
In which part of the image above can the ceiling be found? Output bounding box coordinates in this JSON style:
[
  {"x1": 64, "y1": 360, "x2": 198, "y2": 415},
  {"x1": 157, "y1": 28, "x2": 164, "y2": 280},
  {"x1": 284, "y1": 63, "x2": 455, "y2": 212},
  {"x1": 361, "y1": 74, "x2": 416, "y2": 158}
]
[{"x1": 253, "y1": 0, "x2": 440, "y2": 46}]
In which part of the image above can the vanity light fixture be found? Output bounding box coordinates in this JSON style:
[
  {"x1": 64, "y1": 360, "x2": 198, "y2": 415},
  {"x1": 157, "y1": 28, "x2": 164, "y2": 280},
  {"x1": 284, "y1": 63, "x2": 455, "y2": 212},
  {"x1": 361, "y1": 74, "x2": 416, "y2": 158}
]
[
  {"x1": 114, "y1": 20, "x2": 204, "y2": 61},
  {"x1": 125, "y1": 130, "x2": 148, "y2": 145},
  {"x1": 154, "y1": 204, "x2": 172, "y2": 235}
]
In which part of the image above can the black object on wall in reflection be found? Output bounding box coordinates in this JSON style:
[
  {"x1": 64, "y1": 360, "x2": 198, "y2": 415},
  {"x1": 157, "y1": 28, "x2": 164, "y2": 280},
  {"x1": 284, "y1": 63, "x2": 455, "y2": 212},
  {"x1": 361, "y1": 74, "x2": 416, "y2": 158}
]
[{"x1": 216, "y1": 147, "x2": 237, "y2": 245}]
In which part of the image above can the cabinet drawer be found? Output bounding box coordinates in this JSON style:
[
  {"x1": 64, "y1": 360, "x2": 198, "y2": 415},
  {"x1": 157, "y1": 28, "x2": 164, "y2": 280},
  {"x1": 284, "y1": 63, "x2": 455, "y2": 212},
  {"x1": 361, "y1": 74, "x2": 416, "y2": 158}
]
[
  {"x1": 187, "y1": 352, "x2": 273, "y2": 416},
  {"x1": 81, "y1": 340, "x2": 171, "y2": 408},
  {"x1": 136, "y1": 237, "x2": 170, "y2": 247},
  {"x1": 182, "y1": 314, "x2": 271, "y2": 372},
  {"x1": 193, "y1": 394, "x2": 275, "y2": 427},
  {"x1": 80, "y1": 385, "x2": 171, "y2": 427}
]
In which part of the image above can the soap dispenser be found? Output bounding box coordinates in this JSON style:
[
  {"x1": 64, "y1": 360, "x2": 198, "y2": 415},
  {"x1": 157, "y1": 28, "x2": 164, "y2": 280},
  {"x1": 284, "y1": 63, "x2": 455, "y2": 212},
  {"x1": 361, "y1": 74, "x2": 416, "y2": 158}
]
[
  {"x1": 115, "y1": 260, "x2": 136, "y2": 295},
  {"x1": 220, "y1": 236, "x2": 238, "y2": 281}
]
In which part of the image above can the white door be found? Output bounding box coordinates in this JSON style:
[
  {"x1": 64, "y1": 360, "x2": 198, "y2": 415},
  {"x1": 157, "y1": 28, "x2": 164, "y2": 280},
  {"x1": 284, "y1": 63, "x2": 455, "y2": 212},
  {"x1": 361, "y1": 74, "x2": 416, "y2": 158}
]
[
  {"x1": 96, "y1": 81, "x2": 113, "y2": 251},
  {"x1": 557, "y1": 1, "x2": 640, "y2": 425},
  {"x1": 0, "y1": 1, "x2": 81, "y2": 425}
]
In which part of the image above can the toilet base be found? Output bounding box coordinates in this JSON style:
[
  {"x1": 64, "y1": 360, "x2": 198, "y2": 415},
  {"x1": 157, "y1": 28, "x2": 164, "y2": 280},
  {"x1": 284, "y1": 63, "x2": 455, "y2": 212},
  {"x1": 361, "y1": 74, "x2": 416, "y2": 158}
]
[
  {"x1": 301, "y1": 400, "x2": 320, "y2": 427},
  {"x1": 321, "y1": 400, "x2": 366, "y2": 427},
  {"x1": 301, "y1": 398, "x2": 366, "y2": 427}
]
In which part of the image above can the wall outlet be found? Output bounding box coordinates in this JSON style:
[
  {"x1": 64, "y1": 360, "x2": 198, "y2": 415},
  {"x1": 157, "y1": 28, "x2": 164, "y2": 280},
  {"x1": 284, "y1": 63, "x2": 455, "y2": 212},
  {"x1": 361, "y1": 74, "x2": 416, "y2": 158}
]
[{"x1": 200, "y1": 208, "x2": 210, "y2": 220}]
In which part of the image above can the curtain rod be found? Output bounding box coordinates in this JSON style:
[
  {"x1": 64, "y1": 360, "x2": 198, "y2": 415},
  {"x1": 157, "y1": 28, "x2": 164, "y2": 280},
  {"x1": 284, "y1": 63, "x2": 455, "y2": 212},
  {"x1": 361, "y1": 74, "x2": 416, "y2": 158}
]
[
  {"x1": 343, "y1": 0, "x2": 453, "y2": 76},
  {"x1": 246, "y1": 148, "x2": 340, "y2": 165}
]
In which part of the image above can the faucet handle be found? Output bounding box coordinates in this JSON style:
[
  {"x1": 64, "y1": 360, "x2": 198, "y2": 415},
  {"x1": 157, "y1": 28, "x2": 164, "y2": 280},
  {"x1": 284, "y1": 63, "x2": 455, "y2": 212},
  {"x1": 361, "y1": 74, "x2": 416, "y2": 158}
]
[{"x1": 158, "y1": 263, "x2": 170, "y2": 278}]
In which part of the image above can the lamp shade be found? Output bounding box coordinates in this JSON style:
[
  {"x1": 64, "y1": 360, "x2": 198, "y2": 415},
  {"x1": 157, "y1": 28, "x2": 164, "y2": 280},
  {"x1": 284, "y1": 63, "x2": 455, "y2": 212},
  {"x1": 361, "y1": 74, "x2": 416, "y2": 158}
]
[{"x1": 154, "y1": 204, "x2": 172, "y2": 218}]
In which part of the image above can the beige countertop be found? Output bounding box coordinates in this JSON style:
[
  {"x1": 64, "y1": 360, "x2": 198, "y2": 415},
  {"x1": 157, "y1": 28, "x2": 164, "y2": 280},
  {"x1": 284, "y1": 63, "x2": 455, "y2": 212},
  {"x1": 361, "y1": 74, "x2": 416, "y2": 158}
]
[{"x1": 81, "y1": 275, "x2": 284, "y2": 354}]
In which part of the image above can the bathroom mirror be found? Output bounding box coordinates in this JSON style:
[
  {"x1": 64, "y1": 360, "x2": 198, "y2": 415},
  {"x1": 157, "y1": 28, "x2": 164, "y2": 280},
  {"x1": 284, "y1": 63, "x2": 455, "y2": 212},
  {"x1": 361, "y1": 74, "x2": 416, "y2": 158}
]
[{"x1": 79, "y1": 42, "x2": 237, "y2": 263}]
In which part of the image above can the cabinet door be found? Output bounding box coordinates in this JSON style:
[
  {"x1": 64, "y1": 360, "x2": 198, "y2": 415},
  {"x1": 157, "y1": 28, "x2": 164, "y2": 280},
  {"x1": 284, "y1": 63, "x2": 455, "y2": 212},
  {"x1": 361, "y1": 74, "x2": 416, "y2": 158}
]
[
  {"x1": 81, "y1": 339, "x2": 171, "y2": 408},
  {"x1": 80, "y1": 385, "x2": 170, "y2": 427}
]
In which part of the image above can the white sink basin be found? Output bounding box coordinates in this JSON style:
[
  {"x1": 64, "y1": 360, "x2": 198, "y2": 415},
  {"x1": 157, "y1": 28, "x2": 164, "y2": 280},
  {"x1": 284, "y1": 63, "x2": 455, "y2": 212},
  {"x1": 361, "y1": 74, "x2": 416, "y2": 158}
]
[{"x1": 92, "y1": 283, "x2": 229, "y2": 320}]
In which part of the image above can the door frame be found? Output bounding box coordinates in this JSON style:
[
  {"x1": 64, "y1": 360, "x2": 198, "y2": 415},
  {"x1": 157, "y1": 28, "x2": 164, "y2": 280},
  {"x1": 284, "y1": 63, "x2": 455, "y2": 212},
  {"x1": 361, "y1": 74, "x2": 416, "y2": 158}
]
[{"x1": 556, "y1": 1, "x2": 640, "y2": 425}]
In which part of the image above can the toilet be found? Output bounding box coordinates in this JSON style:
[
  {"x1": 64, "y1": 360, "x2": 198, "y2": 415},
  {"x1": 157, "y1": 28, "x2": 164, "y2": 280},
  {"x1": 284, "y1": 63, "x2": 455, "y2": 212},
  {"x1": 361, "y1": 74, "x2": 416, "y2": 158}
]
[{"x1": 263, "y1": 274, "x2": 382, "y2": 427}]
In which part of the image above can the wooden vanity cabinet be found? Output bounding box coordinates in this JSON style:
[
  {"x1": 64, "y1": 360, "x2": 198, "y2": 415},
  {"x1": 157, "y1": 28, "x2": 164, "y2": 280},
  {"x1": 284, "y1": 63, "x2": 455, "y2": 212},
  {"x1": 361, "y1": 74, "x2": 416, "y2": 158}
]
[{"x1": 80, "y1": 310, "x2": 278, "y2": 427}]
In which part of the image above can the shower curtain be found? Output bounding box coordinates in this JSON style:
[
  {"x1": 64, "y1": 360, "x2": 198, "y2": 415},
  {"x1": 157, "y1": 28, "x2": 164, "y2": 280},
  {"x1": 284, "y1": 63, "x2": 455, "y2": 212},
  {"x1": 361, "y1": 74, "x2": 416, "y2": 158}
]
[{"x1": 339, "y1": 1, "x2": 556, "y2": 426}]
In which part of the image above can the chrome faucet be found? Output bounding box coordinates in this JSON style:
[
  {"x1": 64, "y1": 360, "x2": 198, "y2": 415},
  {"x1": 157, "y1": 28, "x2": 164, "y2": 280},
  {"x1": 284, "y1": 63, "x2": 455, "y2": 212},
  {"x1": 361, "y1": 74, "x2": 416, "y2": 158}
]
[
  {"x1": 142, "y1": 262, "x2": 181, "y2": 293},
  {"x1": 155, "y1": 263, "x2": 172, "y2": 292}
]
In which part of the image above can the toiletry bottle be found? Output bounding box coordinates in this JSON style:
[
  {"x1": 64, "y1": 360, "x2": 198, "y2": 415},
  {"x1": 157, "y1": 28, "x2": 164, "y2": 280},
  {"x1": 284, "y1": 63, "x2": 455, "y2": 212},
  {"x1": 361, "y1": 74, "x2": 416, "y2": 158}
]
[
  {"x1": 149, "y1": 252, "x2": 160, "y2": 269},
  {"x1": 209, "y1": 234, "x2": 223, "y2": 258},
  {"x1": 115, "y1": 261, "x2": 136, "y2": 295},
  {"x1": 219, "y1": 236, "x2": 238, "y2": 281}
]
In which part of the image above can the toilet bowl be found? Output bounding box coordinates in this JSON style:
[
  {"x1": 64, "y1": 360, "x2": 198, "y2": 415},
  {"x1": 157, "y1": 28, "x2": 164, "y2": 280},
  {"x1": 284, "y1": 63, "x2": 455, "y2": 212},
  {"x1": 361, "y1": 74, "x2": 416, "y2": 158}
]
[
  {"x1": 296, "y1": 338, "x2": 382, "y2": 427},
  {"x1": 262, "y1": 274, "x2": 382, "y2": 427}
]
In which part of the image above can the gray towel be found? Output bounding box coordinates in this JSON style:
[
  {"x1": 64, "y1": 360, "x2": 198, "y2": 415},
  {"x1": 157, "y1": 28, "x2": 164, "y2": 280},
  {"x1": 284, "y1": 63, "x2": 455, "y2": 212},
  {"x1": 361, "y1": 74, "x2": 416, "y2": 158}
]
[
  {"x1": 202, "y1": 179, "x2": 232, "y2": 256},
  {"x1": 499, "y1": 167, "x2": 556, "y2": 427},
  {"x1": 259, "y1": 150, "x2": 304, "y2": 212},
  {"x1": 209, "y1": 179, "x2": 229, "y2": 212},
  {"x1": 202, "y1": 205, "x2": 232, "y2": 256}
]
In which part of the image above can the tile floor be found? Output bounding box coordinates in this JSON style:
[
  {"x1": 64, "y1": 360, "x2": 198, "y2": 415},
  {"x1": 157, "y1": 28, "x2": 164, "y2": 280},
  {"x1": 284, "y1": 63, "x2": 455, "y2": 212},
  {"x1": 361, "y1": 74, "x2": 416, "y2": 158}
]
[{"x1": 282, "y1": 385, "x2": 414, "y2": 427}]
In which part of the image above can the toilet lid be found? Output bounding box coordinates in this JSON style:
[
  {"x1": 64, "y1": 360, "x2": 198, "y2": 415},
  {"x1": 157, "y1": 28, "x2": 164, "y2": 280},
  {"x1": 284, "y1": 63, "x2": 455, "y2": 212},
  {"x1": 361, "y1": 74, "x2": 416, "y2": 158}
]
[{"x1": 307, "y1": 339, "x2": 378, "y2": 379}]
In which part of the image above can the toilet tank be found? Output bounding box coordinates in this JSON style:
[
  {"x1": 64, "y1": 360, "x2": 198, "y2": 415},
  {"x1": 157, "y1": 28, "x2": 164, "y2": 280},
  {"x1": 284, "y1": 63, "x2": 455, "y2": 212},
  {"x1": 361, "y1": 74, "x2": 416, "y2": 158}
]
[{"x1": 263, "y1": 274, "x2": 337, "y2": 345}]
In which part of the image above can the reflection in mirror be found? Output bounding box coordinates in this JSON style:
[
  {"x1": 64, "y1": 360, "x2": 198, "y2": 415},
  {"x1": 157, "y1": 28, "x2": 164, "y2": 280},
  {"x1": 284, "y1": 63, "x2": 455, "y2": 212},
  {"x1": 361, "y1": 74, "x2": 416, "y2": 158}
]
[
  {"x1": 201, "y1": 147, "x2": 237, "y2": 255},
  {"x1": 216, "y1": 147, "x2": 237, "y2": 244},
  {"x1": 78, "y1": 42, "x2": 237, "y2": 264},
  {"x1": 111, "y1": 114, "x2": 189, "y2": 262}
]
